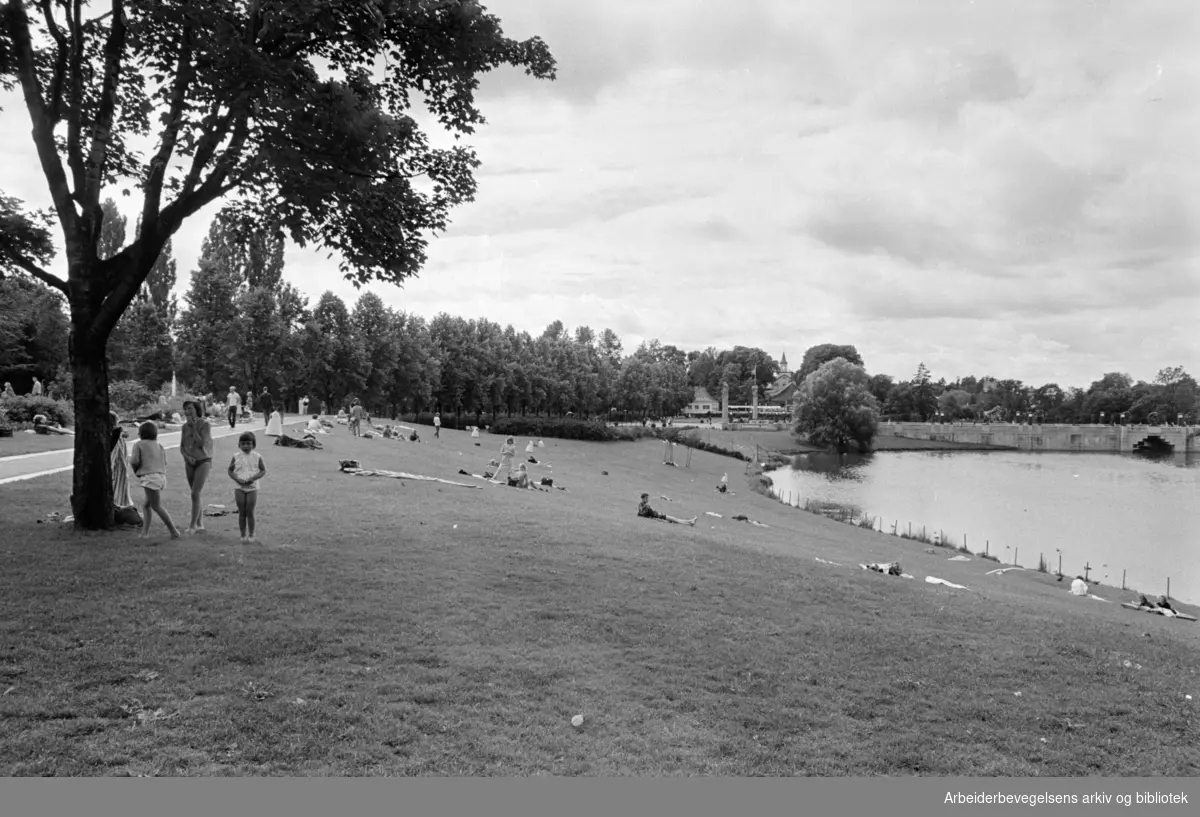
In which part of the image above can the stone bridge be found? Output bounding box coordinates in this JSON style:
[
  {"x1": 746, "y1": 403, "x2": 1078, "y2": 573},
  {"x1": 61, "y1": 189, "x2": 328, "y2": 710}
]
[{"x1": 879, "y1": 422, "x2": 1200, "y2": 454}]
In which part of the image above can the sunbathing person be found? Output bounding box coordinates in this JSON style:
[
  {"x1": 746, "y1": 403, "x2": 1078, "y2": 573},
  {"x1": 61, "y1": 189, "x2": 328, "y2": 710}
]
[
  {"x1": 32, "y1": 413, "x2": 73, "y2": 435},
  {"x1": 637, "y1": 492, "x2": 696, "y2": 526},
  {"x1": 508, "y1": 463, "x2": 546, "y2": 491}
]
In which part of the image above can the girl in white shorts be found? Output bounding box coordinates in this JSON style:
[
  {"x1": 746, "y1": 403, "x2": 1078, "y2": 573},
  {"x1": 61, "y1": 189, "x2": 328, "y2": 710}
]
[
  {"x1": 228, "y1": 431, "x2": 268, "y2": 543},
  {"x1": 128, "y1": 422, "x2": 181, "y2": 540}
]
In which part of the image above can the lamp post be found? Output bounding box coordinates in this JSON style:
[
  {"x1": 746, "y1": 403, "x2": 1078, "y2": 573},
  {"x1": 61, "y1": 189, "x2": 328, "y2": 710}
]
[{"x1": 1099, "y1": 412, "x2": 1105, "y2": 427}]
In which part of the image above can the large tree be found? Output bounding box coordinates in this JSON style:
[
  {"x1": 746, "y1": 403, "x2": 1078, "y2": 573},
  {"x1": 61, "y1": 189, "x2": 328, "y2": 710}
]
[
  {"x1": 795, "y1": 343, "x2": 864, "y2": 385},
  {"x1": 793, "y1": 358, "x2": 880, "y2": 453},
  {"x1": 0, "y1": 1, "x2": 554, "y2": 528}
]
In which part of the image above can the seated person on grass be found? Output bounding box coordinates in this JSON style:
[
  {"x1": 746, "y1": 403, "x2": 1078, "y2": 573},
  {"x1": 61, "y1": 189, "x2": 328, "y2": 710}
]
[
  {"x1": 508, "y1": 463, "x2": 546, "y2": 491},
  {"x1": 637, "y1": 493, "x2": 696, "y2": 526}
]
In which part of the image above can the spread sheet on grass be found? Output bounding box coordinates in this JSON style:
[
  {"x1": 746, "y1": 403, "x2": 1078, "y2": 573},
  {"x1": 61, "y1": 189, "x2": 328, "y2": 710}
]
[{"x1": 341, "y1": 466, "x2": 480, "y2": 489}]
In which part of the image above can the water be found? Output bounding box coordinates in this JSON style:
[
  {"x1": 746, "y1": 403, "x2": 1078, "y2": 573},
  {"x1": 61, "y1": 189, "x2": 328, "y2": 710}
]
[{"x1": 767, "y1": 450, "x2": 1200, "y2": 605}]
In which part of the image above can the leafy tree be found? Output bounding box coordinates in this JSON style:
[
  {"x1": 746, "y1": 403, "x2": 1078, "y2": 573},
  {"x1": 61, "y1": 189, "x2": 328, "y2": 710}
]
[
  {"x1": 143, "y1": 236, "x2": 178, "y2": 323},
  {"x1": 352, "y1": 291, "x2": 398, "y2": 410},
  {"x1": 0, "y1": 274, "x2": 69, "y2": 391},
  {"x1": 711, "y1": 346, "x2": 775, "y2": 404},
  {"x1": 910, "y1": 362, "x2": 937, "y2": 421},
  {"x1": 0, "y1": 0, "x2": 555, "y2": 528},
  {"x1": 305, "y1": 292, "x2": 365, "y2": 409},
  {"x1": 793, "y1": 358, "x2": 879, "y2": 452},
  {"x1": 174, "y1": 223, "x2": 244, "y2": 393},
  {"x1": 598, "y1": 328, "x2": 623, "y2": 365},
  {"x1": 122, "y1": 298, "x2": 174, "y2": 389},
  {"x1": 687, "y1": 347, "x2": 718, "y2": 389},
  {"x1": 882, "y1": 381, "x2": 917, "y2": 421},
  {"x1": 1082, "y1": 372, "x2": 1134, "y2": 423},
  {"x1": 795, "y1": 343, "x2": 864, "y2": 384},
  {"x1": 867, "y1": 373, "x2": 893, "y2": 406},
  {"x1": 936, "y1": 388, "x2": 971, "y2": 419}
]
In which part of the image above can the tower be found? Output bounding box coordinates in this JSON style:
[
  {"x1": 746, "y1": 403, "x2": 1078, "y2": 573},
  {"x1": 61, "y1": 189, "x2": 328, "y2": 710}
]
[{"x1": 780, "y1": 350, "x2": 788, "y2": 374}]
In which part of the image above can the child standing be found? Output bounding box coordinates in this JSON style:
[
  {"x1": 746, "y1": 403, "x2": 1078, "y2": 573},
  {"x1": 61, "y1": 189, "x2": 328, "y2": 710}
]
[
  {"x1": 228, "y1": 431, "x2": 267, "y2": 543},
  {"x1": 128, "y1": 422, "x2": 181, "y2": 539},
  {"x1": 495, "y1": 436, "x2": 517, "y2": 482}
]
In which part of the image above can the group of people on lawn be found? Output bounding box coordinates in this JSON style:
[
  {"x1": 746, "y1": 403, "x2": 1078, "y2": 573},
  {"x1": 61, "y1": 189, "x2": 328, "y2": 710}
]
[
  {"x1": 105, "y1": 393, "x2": 695, "y2": 540},
  {"x1": 111, "y1": 399, "x2": 267, "y2": 543}
]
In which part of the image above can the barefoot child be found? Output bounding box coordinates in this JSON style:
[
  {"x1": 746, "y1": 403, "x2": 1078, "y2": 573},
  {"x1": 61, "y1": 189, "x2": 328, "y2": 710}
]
[
  {"x1": 228, "y1": 431, "x2": 267, "y2": 543},
  {"x1": 128, "y1": 422, "x2": 181, "y2": 539}
]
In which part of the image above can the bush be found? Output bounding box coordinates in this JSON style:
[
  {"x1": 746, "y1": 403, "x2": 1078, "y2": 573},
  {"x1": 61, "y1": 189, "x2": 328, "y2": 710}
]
[
  {"x1": 0, "y1": 395, "x2": 75, "y2": 427},
  {"x1": 109, "y1": 380, "x2": 155, "y2": 413},
  {"x1": 489, "y1": 416, "x2": 617, "y2": 442},
  {"x1": 661, "y1": 429, "x2": 750, "y2": 461}
]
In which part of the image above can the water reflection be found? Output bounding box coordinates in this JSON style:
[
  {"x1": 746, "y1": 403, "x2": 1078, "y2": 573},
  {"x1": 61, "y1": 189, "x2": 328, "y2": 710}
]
[{"x1": 772, "y1": 450, "x2": 1200, "y2": 604}]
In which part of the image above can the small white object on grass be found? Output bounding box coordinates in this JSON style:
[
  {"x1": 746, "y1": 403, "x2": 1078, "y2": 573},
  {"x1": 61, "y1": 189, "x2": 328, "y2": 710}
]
[
  {"x1": 453, "y1": 524, "x2": 458, "y2": 529},
  {"x1": 571, "y1": 714, "x2": 584, "y2": 728}
]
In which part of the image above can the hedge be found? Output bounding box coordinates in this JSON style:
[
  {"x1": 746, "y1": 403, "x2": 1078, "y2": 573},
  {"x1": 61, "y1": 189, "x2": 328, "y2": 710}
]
[{"x1": 0, "y1": 395, "x2": 75, "y2": 427}]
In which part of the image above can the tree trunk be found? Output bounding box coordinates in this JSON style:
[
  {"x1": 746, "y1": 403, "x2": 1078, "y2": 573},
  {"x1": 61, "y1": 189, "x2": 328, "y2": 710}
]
[{"x1": 70, "y1": 326, "x2": 116, "y2": 530}]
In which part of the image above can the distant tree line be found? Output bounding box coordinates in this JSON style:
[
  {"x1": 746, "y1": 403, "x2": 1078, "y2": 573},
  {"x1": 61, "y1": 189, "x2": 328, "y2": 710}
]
[{"x1": 3, "y1": 206, "x2": 1195, "y2": 429}]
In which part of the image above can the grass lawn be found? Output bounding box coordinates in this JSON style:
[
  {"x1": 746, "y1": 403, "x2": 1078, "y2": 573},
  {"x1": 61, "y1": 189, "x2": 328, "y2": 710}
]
[
  {"x1": 0, "y1": 431, "x2": 76, "y2": 459},
  {"x1": 1, "y1": 426, "x2": 1198, "y2": 776}
]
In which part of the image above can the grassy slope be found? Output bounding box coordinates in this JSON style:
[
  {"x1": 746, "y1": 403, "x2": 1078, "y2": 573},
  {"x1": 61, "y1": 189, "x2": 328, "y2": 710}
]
[{"x1": 1, "y1": 426, "x2": 1197, "y2": 776}]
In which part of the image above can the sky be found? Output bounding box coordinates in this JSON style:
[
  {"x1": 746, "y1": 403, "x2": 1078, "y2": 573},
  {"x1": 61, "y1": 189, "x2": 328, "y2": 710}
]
[{"x1": 2, "y1": 0, "x2": 1198, "y2": 389}]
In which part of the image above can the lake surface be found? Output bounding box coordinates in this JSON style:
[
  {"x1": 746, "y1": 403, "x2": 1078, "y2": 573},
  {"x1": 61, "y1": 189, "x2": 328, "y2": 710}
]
[{"x1": 766, "y1": 450, "x2": 1200, "y2": 605}]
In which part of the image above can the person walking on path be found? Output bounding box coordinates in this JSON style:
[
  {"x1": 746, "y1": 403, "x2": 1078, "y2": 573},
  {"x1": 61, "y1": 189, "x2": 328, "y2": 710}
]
[
  {"x1": 180, "y1": 399, "x2": 214, "y2": 534},
  {"x1": 226, "y1": 386, "x2": 241, "y2": 428},
  {"x1": 128, "y1": 422, "x2": 181, "y2": 540},
  {"x1": 258, "y1": 388, "x2": 274, "y2": 428},
  {"x1": 433, "y1": 413, "x2": 441, "y2": 438}
]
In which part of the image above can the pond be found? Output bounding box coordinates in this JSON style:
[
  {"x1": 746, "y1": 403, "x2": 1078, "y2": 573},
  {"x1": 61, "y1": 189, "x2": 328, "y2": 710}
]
[{"x1": 765, "y1": 450, "x2": 1200, "y2": 604}]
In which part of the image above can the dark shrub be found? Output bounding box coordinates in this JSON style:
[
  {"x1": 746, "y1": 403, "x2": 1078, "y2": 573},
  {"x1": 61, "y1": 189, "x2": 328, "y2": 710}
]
[
  {"x1": 109, "y1": 380, "x2": 155, "y2": 413},
  {"x1": 0, "y1": 395, "x2": 75, "y2": 427}
]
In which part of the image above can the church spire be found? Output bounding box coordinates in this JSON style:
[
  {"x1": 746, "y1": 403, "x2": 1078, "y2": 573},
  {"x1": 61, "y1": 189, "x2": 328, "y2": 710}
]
[{"x1": 780, "y1": 350, "x2": 788, "y2": 372}]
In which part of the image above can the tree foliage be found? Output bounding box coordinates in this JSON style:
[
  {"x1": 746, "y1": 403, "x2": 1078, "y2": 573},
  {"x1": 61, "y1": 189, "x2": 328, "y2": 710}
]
[
  {"x1": 0, "y1": 273, "x2": 69, "y2": 389},
  {"x1": 793, "y1": 358, "x2": 879, "y2": 452},
  {"x1": 0, "y1": 0, "x2": 556, "y2": 529},
  {"x1": 796, "y1": 343, "x2": 864, "y2": 385}
]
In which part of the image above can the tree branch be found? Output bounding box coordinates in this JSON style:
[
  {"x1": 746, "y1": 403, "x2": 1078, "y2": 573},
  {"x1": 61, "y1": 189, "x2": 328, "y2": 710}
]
[
  {"x1": 65, "y1": 0, "x2": 86, "y2": 198},
  {"x1": 81, "y1": 0, "x2": 126, "y2": 217},
  {"x1": 3, "y1": 0, "x2": 80, "y2": 236},
  {"x1": 4, "y1": 254, "x2": 69, "y2": 293},
  {"x1": 141, "y1": 14, "x2": 193, "y2": 231},
  {"x1": 181, "y1": 104, "x2": 236, "y2": 196},
  {"x1": 37, "y1": 0, "x2": 69, "y2": 122}
]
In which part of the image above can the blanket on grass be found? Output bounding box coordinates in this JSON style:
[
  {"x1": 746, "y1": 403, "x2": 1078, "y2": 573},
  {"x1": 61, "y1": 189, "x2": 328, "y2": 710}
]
[{"x1": 340, "y1": 464, "x2": 479, "y2": 489}]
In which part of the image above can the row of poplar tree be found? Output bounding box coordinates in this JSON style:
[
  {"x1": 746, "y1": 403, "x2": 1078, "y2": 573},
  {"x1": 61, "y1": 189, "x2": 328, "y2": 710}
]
[{"x1": 84, "y1": 204, "x2": 784, "y2": 420}]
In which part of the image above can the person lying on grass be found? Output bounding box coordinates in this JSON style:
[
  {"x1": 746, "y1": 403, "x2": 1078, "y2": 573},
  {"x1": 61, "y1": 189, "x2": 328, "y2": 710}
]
[
  {"x1": 31, "y1": 413, "x2": 73, "y2": 435},
  {"x1": 637, "y1": 493, "x2": 696, "y2": 526}
]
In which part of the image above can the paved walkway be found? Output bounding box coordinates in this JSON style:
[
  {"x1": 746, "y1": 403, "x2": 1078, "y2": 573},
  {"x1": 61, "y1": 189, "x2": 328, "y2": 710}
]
[{"x1": 0, "y1": 418, "x2": 308, "y2": 486}]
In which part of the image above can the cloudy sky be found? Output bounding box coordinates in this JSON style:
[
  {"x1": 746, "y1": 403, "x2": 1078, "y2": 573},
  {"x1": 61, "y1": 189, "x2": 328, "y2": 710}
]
[{"x1": 2, "y1": 0, "x2": 1197, "y2": 389}]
